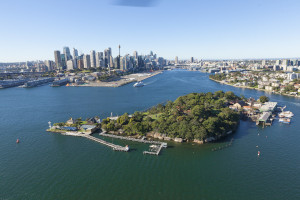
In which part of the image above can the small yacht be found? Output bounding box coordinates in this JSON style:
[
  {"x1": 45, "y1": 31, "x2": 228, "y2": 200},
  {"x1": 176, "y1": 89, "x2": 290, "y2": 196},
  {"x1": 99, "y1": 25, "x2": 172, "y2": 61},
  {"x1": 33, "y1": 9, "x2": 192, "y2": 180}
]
[
  {"x1": 133, "y1": 81, "x2": 144, "y2": 87},
  {"x1": 278, "y1": 111, "x2": 294, "y2": 118},
  {"x1": 279, "y1": 118, "x2": 291, "y2": 124}
]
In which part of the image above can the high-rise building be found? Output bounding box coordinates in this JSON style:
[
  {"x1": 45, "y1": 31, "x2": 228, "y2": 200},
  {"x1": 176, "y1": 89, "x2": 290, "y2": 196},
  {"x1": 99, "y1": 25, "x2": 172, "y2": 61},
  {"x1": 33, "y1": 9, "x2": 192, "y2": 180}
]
[
  {"x1": 90, "y1": 50, "x2": 96, "y2": 68},
  {"x1": 133, "y1": 51, "x2": 138, "y2": 59},
  {"x1": 175, "y1": 56, "x2": 178, "y2": 64},
  {"x1": 73, "y1": 48, "x2": 78, "y2": 59},
  {"x1": 104, "y1": 48, "x2": 112, "y2": 67},
  {"x1": 191, "y1": 57, "x2": 194, "y2": 63},
  {"x1": 63, "y1": 46, "x2": 71, "y2": 60},
  {"x1": 45, "y1": 60, "x2": 55, "y2": 71},
  {"x1": 120, "y1": 56, "x2": 127, "y2": 71},
  {"x1": 282, "y1": 59, "x2": 290, "y2": 67},
  {"x1": 262, "y1": 60, "x2": 266, "y2": 66},
  {"x1": 61, "y1": 54, "x2": 66, "y2": 70},
  {"x1": 77, "y1": 56, "x2": 84, "y2": 69},
  {"x1": 83, "y1": 54, "x2": 91, "y2": 69},
  {"x1": 109, "y1": 56, "x2": 114, "y2": 68},
  {"x1": 67, "y1": 60, "x2": 74, "y2": 71},
  {"x1": 96, "y1": 52, "x2": 101, "y2": 68},
  {"x1": 54, "y1": 51, "x2": 62, "y2": 69},
  {"x1": 275, "y1": 60, "x2": 281, "y2": 65}
]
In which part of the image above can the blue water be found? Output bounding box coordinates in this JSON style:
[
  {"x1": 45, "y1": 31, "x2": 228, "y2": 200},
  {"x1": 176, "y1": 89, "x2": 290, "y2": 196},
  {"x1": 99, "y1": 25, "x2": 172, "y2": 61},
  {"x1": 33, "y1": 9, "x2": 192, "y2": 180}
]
[{"x1": 1, "y1": 70, "x2": 300, "y2": 199}]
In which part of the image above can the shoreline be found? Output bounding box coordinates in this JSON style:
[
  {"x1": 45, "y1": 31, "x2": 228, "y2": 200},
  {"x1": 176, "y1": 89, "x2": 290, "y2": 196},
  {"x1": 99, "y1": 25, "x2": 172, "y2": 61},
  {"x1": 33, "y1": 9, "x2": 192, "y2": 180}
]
[
  {"x1": 209, "y1": 77, "x2": 300, "y2": 99},
  {"x1": 71, "y1": 70, "x2": 163, "y2": 88}
]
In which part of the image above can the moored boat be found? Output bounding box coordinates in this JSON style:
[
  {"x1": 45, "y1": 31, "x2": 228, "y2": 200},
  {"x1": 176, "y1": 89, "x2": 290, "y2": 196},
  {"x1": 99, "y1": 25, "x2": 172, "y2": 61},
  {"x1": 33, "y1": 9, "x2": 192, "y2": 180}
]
[
  {"x1": 278, "y1": 111, "x2": 294, "y2": 118},
  {"x1": 279, "y1": 118, "x2": 291, "y2": 124},
  {"x1": 133, "y1": 81, "x2": 144, "y2": 87}
]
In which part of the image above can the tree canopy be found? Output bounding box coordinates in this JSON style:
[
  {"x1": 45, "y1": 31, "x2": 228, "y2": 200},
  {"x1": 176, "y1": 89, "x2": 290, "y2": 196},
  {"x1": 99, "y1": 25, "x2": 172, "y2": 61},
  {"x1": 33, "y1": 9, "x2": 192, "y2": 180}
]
[{"x1": 101, "y1": 91, "x2": 241, "y2": 141}]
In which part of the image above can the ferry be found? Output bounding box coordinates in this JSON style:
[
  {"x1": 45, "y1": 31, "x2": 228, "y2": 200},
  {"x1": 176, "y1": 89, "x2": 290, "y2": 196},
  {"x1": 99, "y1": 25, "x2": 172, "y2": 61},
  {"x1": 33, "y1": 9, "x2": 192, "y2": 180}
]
[
  {"x1": 133, "y1": 81, "x2": 144, "y2": 87},
  {"x1": 279, "y1": 118, "x2": 291, "y2": 124},
  {"x1": 278, "y1": 111, "x2": 294, "y2": 118}
]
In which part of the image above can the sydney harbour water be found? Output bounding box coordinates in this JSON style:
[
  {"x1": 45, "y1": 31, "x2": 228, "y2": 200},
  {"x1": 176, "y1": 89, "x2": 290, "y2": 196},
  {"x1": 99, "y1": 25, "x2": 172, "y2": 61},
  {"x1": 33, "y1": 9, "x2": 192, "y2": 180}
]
[{"x1": 1, "y1": 70, "x2": 300, "y2": 200}]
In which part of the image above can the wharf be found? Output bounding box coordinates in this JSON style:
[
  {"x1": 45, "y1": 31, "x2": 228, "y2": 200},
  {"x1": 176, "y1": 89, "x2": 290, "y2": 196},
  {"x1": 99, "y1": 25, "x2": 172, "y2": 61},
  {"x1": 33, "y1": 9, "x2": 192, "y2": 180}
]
[
  {"x1": 99, "y1": 132, "x2": 167, "y2": 155},
  {"x1": 143, "y1": 143, "x2": 165, "y2": 155},
  {"x1": 49, "y1": 130, "x2": 129, "y2": 152},
  {"x1": 83, "y1": 134, "x2": 129, "y2": 151}
]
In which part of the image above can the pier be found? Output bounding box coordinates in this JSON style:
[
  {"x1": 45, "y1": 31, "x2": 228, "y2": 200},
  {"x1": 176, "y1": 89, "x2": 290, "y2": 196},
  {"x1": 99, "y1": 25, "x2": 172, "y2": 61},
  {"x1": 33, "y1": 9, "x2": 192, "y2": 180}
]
[
  {"x1": 99, "y1": 132, "x2": 167, "y2": 155},
  {"x1": 83, "y1": 134, "x2": 129, "y2": 151},
  {"x1": 143, "y1": 143, "x2": 165, "y2": 155}
]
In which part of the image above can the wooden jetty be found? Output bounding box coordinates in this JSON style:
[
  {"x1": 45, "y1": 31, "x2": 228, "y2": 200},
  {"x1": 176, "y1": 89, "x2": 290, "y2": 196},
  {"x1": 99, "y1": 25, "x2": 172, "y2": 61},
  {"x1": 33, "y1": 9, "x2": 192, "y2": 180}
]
[
  {"x1": 100, "y1": 132, "x2": 167, "y2": 155},
  {"x1": 83, "y1": 135, "x2": 129, "y2": 152},
  {"x1": 143, "y1": 143, "x2": 165, "y2": 155}
]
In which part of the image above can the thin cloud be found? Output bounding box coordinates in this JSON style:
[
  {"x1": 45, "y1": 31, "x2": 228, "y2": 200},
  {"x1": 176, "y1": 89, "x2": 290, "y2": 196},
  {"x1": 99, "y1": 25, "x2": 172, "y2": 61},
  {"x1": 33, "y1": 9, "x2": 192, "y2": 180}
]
[{"x1": 113, "y1": 0, "x2": 159, "y2": 7}]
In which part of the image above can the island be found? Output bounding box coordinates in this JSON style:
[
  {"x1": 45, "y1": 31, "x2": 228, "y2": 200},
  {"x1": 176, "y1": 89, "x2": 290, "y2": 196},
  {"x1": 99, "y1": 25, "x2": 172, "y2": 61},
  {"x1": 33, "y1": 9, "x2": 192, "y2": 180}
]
[
  {"x1": 48, "y1": 91, "x2": 292, "y2": 150},
  {"x1": 101, "y1": 91, "x2": 242, "y2": 143}
]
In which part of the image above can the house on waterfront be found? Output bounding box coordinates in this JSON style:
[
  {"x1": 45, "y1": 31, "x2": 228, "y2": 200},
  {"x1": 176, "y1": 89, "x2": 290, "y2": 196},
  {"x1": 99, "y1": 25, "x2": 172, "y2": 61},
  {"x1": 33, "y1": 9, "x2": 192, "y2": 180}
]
[
  {"x1": 66, "y1": 118, "x2": 75, "y2": 125},
  {"x1": 259, "y1": 102, "x2": 277, "y2": 112},
  {"x1": 81, "y1": 125, "x2": 98, "y2": 134}
]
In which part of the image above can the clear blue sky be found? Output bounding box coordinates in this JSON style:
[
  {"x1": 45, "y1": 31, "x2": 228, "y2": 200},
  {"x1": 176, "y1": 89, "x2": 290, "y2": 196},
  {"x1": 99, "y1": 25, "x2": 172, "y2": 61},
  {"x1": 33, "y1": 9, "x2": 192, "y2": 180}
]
[{"x1": 1, "y1": 0, "x2": 300, "y2": 62}]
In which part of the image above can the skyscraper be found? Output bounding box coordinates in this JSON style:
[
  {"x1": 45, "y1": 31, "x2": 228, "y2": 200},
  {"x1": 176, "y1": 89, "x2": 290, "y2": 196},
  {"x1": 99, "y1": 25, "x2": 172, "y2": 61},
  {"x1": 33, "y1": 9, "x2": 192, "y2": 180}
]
[
  {"x1": 104, "y1": 48, "x2": 112, "y2": 67},
  {"x1": 90, "y1": 50, "x2": 96, "y2": 68},
  {"x1": 73, "y1": 48, "x2": 78, "y2": 59},
  {"x1": 110, "y1": 56, "x2": 114, "y2": 68},
  {"x1": 60, "y1": 54, "x2": 66, "y2": 70},
  {"x1": 133, "y1": 51, "x2": 138, "y2": 59},
  {"x1": 67, "y1": 60, "x2": 74, "y2": 71},
  {"x1": 282, "y1": 59, "x2": 290, "y2": 67},
  {"x1": 63, "y1": 46, "x2": 71, "y2": 60},
  {"x1": 96, "y1": 52, "x2": 101, "y2": 68},
  {"x1": 175, "y1": 56, "x2": 178, "y2": 64},
  {"x1": 54, "y1": 50, "x2": 62, "y2": 69},
  {"x1": 83, "y1": 54, "x2": 91, "y2": 69},
  {"x1": 191, "y1": 57, "x2": 194, "y2": 63},
  {"x1": 77, "y1": 55, "x2": 84, "y2": 69}
]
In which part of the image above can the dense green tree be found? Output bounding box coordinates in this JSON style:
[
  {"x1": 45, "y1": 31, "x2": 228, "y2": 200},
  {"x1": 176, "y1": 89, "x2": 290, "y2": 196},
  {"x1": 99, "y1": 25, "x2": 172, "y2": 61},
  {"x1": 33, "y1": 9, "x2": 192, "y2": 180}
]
[
  {"x1": 101, "y1": 91, "x2": 241, "y2": 141},
  {"x1": 259, "y1": 95, "x2": 269, "y2": 103}
]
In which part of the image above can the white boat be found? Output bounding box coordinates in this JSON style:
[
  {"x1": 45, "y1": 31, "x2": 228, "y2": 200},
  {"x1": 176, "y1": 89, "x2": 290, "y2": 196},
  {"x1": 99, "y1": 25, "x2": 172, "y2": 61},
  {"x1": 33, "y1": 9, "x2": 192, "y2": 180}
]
[
  {"x1": 279, "y1": 118, "x2": 291, "y2": 124},
  {"x1": 133, "y1": 81, "x2": 144, "y2": 87},
  {"x1": 278, "y1": 111, "x2": 294, "y2": 118}
]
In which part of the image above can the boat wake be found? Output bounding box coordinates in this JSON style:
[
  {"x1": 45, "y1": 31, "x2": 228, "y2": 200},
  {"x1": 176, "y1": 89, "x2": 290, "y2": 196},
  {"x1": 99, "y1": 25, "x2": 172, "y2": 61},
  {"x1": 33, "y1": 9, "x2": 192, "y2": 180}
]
[
  {"x1": 291, "y1": 102, "x2": 300, "y2": 107},
  {"x1": 143, "y1": 79, "x2": 157, "y2": 85}
]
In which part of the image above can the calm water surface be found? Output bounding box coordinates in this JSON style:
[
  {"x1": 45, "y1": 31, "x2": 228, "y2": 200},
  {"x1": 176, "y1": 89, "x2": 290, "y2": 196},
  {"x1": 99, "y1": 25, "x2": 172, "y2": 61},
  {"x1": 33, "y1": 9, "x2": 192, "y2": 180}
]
[{"x1": 0, "y1": 70, "x2": 300, "y2": 200}]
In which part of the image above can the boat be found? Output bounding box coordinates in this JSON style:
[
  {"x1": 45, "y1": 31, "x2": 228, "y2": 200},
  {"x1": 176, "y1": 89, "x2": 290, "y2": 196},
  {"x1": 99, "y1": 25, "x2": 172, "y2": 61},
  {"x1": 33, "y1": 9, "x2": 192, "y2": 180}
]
[
  {"x1": 278, "y1": 111, "x2": 294, "y2": 118},
  {"x1": 258, "y1": 151, "x2": 260, "y2": 156},
  {"x1": 133, "y1": 81, "x2": 144, "y2": 87},
  {"x1": 125, "y1": 145, "x2": 130, "y2": 151},
  {"x1": 16, "y1": 139, "x2": 19, "y2": 143},
  {"x1": 279, "y1": 118, "x2": 291, "y2": 124}
]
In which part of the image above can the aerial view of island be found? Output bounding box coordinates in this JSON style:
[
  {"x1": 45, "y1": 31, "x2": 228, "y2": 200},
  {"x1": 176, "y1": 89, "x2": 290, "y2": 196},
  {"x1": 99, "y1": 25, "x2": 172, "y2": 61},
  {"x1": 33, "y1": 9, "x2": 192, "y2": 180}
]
[{"x1": 1, "y1": 0, "x2": 300, "y2": 200}]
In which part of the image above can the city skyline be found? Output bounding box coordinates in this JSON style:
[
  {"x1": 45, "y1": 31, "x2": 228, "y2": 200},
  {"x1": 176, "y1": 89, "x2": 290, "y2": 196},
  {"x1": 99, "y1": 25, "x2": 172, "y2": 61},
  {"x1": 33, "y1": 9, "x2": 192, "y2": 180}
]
[{"x1": 1, "y1": 0, "x2": 300, "y2": 62}]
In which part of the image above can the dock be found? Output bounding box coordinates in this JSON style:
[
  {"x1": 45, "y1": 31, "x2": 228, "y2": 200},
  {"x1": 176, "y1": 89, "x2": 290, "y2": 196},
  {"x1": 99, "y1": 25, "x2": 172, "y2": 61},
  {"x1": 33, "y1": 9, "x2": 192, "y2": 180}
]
[
  {"x1": 143, "y1": 143, "x2": 165, "y2": 155},
  {"x1": 99, "y1": 132, "x2": 167, "y2": 155},
  {"x1": 83, "y1": 134, "x2": 129, "y2": 151}
]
